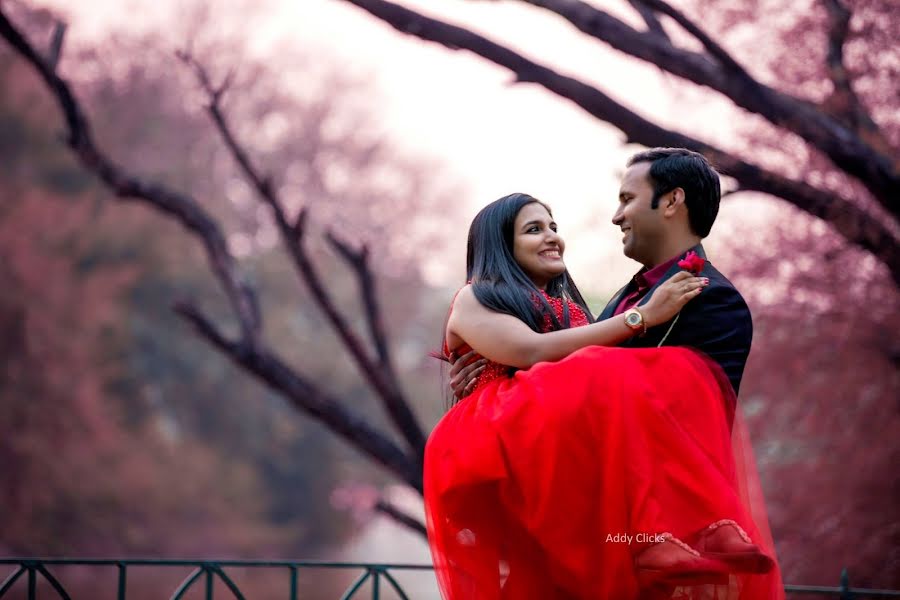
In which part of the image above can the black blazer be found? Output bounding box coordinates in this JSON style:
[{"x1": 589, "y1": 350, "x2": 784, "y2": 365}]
[{"x1": 597, "y1": 245, "x2": 752, "y2": 396}]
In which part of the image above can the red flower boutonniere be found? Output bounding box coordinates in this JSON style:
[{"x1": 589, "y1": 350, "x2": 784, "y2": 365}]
[
  {"x1": 657, "y1": 251, "x2": 706, "y2": 348},
  {"x1": 677, "y1": 250, "x2": 706, "y2": 275}
]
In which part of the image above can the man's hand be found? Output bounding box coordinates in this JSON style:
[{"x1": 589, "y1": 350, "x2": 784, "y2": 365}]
[{"x1": 448, "y1": 349, "x2": 487, "y2": 401}]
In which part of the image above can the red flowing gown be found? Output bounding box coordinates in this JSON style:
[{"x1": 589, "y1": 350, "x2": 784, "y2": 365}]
[{"x1": 424, "y1": 291, "x2": 783, "y2": 599}]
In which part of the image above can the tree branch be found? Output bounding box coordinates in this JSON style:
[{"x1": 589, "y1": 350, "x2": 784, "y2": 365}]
[
  {"x1": 374, "y1": 498, "x2": 427, "y2": 537},
  {"x1": 821, "y1": 0, "x2": 891, "y2": 154},
  {"x1": 0, "y1": 11, "x2": 262, "y2": 346},
  {"x1": 626, "y1": 0, "x2": 669, "y2": 42},
  {"x1": 713, "y1": 158, "x2": 900, "y2": 285},
  {"x1": 46, "y1": 21, "x2": 65, "y2": 70},
  {"x1": 335, "y1": 0, "x2": 900, "y2": 284},
  {"x1": 174, "y1": 302, "x2": 423, "y2": 491},
  {"x1": 176, "y1": 50, "x2": 427, "y2": 457},
  {"x1": 502, "y1": 0, "x2": 899, "y2": 205},
  {"x1": 325, "y1": 233, "x2": 395, "y2": 373},
  {"x1": 0, "y1": 10, "x2": 424, "y2": 492},
  {"x1": 294, "y1": 212, "x2": 428, "y2": 457},
  {"x1": 822, "y1": 0, "x2": 856, "y2": 121},
  {"x1": 629, "y1": 0, "x2": 750, "y2": 80}
]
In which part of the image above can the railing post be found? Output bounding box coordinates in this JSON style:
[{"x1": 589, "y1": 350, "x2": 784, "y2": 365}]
[
  {"x1": 371, "y1": 567, "x2": 380, "y2": 600},
  {"x1": 26, "y1": 564, "x2": 35, "y2": 600},
  {"x1": 288, "y1": 565, "x2": 298, "y2": 600},
  {"x1": 840, "y1": 568, "x2": 854, "y2": 600},
  {"x1": 205, "y1": 564, "x2": 214, "y2": 600},
  {"x1": 117, "y1": 562, "x2": 127, "y2": 600}
]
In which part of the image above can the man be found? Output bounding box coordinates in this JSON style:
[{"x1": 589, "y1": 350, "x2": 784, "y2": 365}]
[{"x1": 450, "y1": 147, "x2": 752, "y2": 398}]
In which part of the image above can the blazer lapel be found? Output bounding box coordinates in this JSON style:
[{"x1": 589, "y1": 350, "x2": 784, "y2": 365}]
[{"x1": 636, "y1": 244, "x2": 707, "y2": 310}]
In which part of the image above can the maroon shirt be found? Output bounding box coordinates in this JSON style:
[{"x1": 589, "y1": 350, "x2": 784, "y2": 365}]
[{"x1": 613, "y1": 255, "x2": 681, "y2": 316}]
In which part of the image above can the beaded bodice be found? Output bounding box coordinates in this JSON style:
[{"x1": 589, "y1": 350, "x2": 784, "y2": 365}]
[{"x1": 446, "y1": 290, "x2": 591, "y2": 395}]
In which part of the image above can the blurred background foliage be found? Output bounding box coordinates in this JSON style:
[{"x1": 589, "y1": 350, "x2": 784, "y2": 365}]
[{"x1": 1, "y1": 7, "x2": 456, "y2": 595}]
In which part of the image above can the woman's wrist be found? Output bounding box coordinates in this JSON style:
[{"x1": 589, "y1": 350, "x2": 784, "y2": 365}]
[
  {"x1": 640, "y1": 305, "x2": 660, "y2": 329},
  {"x1": 618, "y1": 313, "x2": 638, "y2": 337},
  {"x1": 620, "y1": 308, "x2": 648, "y2": 336}
]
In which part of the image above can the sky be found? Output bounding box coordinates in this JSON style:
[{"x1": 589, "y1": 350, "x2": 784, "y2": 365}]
[{"x1": 36, "y1": 0, "x2": 779, "y2": 298}]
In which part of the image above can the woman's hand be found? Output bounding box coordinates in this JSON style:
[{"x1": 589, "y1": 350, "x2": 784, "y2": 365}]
[{"x1": 641, "y1": 271, "x2": 709, "y2": 328}]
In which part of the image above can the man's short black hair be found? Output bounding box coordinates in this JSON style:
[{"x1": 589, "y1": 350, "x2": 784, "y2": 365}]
[{"x1": 627, "y1": 148, "x2": 721, "y2": 237}]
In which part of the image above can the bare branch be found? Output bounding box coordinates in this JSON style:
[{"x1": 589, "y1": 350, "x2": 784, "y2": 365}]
[
  {"x1": 0, "y1": 9, "x2": 261, "y2": 345},
  {"x1": 628, "y1": 0, "x2": 751, "y2": 80},
  {"x1": 821, "y1": 0, "x2": 891, "y2": 153},
  {"x1": 176, "y1": 50, "x2": 427, "y2": 456},
  {"x1": 295, "y1": 214, "x2": 427, "y2": 456},
  {"x1": 326, "y1": 234, "x2": 394, "y2": 372},
  {"x1": 823, "y1": 0, "x2": 854, "y2": 116},
  {"x1": 375, "y1": 498, "x2": 427, "y2": 537},
  {"x1": 47, "y1": 21, "x2": 65, "y2": 70},
  {"x1": 0, "y1": 11, "x2": 424, "y2": 493},
  {"x1": 336, "y1": 0, "x2": 900, "y2": 285},
  {"x1": 174, "y1": 301, "x2": 423, "y2": 492},
  {"x1": 501, "y1": 0, "x2": 899, "y2": 205},
  {"x1": 626, "y1": 0, "x2": 669, "y2": 42},
  {"x1": 176, "y1": 50, "x2": 271, "y2": 195},
  {"x1": 714, "y1": 159, "x2": 900, "y2": 284}
]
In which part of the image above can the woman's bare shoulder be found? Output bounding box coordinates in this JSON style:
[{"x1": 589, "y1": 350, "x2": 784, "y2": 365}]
[
  {"x1": 454, "y1": 283, "x2": 476, "y2": 305},
  {"x1": 448, "y1": 284, "x2": 479, "y2": 322},
  {"x1": 446, "y1": 284, "x2": 476, "y2": 351}
]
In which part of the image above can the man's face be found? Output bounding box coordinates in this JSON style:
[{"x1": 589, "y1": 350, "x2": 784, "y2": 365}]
[{"x1": 613, "y1": 162, "x2": 665, "y2": 267}]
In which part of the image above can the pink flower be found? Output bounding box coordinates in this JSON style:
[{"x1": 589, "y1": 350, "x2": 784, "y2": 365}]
[{"x1": 677, "y1": 251, "x2": 706, "y2": 275}]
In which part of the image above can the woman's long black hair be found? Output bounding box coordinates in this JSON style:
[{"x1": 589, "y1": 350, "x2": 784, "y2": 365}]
[{"x1": 466, "y1": 193, "x2": 593, "y2": 332}]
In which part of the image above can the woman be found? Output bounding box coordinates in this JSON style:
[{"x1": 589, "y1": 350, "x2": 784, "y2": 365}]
[{"x1": 424, "y1": 194, "x2": 782, "y2": 599}]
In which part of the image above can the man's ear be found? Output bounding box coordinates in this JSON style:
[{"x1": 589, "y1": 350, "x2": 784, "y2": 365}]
[{"x1": 663, "y1": 188, "x2": 685, "y2": 217}]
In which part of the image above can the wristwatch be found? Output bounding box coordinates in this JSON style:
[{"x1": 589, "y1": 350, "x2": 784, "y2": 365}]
[{"x1": 623, "y1": 307, "x2": 647, "y2": 335}]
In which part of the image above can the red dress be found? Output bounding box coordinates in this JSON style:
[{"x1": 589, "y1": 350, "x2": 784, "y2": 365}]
[{"x1": 424, "y1": 291, "x2": 783, "y2": 599}]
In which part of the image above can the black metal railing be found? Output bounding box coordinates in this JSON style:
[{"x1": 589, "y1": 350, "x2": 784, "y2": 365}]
[
  {"x1": 784, "y1": 569, "x2": 900, "y2": 598},
  {"x1": 1, "y1": 559, "x2": 898, "y2": 599},
  {"x1": 0, "y1": 559, "x2": 432, "y2": 600}
]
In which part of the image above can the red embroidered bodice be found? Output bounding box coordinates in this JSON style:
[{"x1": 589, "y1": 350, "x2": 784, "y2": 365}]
[{"x1": 445, "y1": 289, "x2": 591, "y2": 394}]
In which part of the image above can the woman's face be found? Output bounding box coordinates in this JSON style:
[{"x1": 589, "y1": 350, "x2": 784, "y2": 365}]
[{"x1": 512, "y1": 202, "x2": 566, "y2": 289}]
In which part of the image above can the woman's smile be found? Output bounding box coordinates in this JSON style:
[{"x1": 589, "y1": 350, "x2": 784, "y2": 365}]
[{"x1": 512, "y1": 202, "x2": 568, "y2": 289}]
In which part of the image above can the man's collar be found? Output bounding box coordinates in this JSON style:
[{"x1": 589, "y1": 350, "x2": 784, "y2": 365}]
[
  {"x1": 634, "y1": 243, "x2": 708, "y2": 308},
  {"x1": 633, "y1": 255, "x2": 678, "y2": 289},
  {"x1": 633, "y1": 244, "x2": 705, "y2": 288}
]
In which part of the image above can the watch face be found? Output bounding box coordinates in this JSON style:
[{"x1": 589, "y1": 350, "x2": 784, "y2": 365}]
[{"x1": 625, "y1": 312, "x2": 642, "y2": 327}]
